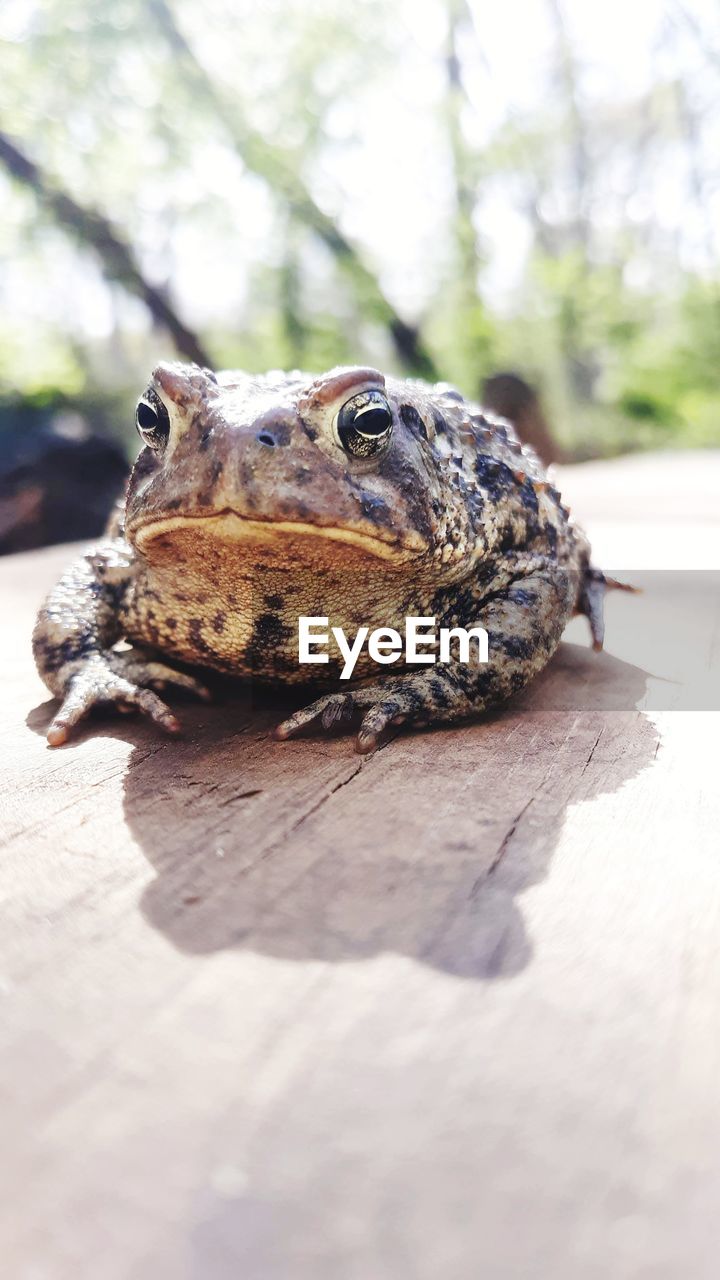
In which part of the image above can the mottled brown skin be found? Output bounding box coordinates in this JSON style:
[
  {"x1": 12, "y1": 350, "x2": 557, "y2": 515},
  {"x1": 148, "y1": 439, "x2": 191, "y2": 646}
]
[{"x1": 33, "y1": 362, "x2": 614, "y2": 752}]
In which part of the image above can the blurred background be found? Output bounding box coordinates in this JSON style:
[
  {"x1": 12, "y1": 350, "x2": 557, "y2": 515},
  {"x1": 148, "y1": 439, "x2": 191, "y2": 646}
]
[{"x1": 1, "y1": 0, "x2": 719, "y2": 551}]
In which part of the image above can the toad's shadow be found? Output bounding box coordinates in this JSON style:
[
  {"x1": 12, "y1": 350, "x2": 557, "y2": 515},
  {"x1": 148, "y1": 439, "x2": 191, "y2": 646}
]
[{"x1": 31, "y1": 643, "x2": 660, "y2": 979}]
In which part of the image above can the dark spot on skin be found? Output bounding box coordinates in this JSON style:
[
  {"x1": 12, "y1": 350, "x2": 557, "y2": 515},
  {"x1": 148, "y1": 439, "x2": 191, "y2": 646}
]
[
  {"x1": 433, "y1": 410, "x2": 448, "y2": 435},
  {"x1": 359, "y1": 492, "x2": 391, "y2": 524},
  {"x1": 199, "y1": 428, "x2": 212, "y2": 451},
  {"x1": 476, "y1": 562, "x2": 501, "y2": 588},
  {"x1": 377, "y1": 447, "x2": 433, "y2": 546},
  {"x1": 40, "y1": 634, "x2": 95, "y2": 670},
  {"x1": 429, "y1": 677, "x2": 452, "y2": 709},
  {"x1": 300, "y1": 421, "x2": 318, "y2": 442},
  {"x1": 399, "y1": 403, "x2": 428, "y2": 440},
  {"x1": 431, "y1": 583, "x2": 468, "y2": 620},
  {"x1": 497, "y1": 523, "x2": 517, "y2": 553},
  {"x1": 188, "y1": 618, "x2": 213, "y2": 655},
  {"x1": 89, "y1": 570, "x2": 132, "y2": 615},
  {"x1": 400, "y1": 689, "x2": 426, "y2": 714},
  {"x1": 252, "y1": 612, "x2": 292, "y2": 644},
  {"x1": 165, "y1": 498, "x2": 182, "y2": 510},
  {"x1": 245, "y1": 611, "x2": 294, "y2": 675},
  {"x1": 166, "y1": 617, "x2": 177, "y2": 630},
  {"x1": 510, "y1": 588, "x2": 537, "y2": 607},
  {"x1": 475, "y1": 456, "x2": 516, "y2": 495},
  {"x1": 499, "y1": 635, "x2": 533, "y2": 660},
  {"x1": 519, "y1": 479, "x2": 539, "y2": 515},
  {"x1": 264, "y1": 594, "x2": 284, "y2": 610},
  {"x1": 209, "y1": 459, "x2": 223, "y2": 484},
  {"x1": 454, "y1": 666, "x2": 501, "y2": 700},
  {"x1": 479, "y1": 457, "x2": 501, "y2": 479},
  {"x1": 212, "y1": 612, "x2": 226, "y2": 634}
]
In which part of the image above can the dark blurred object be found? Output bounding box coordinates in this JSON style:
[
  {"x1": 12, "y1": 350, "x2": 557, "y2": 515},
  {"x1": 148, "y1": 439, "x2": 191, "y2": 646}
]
[
  {"x1": 482, "y1": 372, "x2": 559, "y2": 466},
  {"x1": 0, "y1": 412, "x2": 127, "y2": 554}
]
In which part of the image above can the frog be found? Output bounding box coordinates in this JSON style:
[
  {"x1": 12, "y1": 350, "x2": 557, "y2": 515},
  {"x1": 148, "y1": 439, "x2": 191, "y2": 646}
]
[{"x1": 32, "y1": 361, "x2": 621, "y2": 753}]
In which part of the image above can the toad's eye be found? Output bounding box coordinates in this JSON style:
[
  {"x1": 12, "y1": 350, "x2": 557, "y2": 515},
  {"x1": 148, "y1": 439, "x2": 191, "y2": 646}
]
[
  {"x1": 335, "y1": 390, "x2": 393, "y2": 458},
  {"x1": 135, "y1": 389, "x2": 170, "y2": 449}
]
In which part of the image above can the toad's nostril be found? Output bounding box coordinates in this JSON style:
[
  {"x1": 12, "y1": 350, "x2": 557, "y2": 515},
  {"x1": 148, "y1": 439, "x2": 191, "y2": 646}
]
[{"x1": 253, "y1": 415, "x2": 293, "y2": 447}]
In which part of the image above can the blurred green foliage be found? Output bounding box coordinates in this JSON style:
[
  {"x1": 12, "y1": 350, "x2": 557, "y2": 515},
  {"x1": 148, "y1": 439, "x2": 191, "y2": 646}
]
[{"x1": 1, "y1": 0, "x2": 719, "y2": 458}]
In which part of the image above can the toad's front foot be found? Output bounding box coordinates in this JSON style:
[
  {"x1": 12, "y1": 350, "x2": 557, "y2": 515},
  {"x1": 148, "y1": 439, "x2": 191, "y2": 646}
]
[
  {"x1": 45, "y1": 649, "x2": 211, "y2": 746},
  {"x1": 274, "y1": 670, "x2": 471, "y2": 754}
]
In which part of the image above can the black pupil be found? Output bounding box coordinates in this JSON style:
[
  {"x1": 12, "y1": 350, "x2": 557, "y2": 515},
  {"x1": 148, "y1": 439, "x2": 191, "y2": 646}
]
[
  {"x1": 352, "y1": 405, "x2": 391, "y2": 436},
  {"x1": 137, "y1": 400, "x2": 159, "y2": 432}
]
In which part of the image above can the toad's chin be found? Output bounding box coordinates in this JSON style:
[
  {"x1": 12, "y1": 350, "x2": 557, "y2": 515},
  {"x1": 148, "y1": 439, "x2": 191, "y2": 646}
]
[{"x1": 130, "y1": 509, "x2": 426, "y2": 565}]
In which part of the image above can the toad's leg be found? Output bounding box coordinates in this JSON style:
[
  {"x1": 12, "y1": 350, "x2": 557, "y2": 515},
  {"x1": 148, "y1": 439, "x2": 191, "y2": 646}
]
[
  {"x1": 33, "y1": 541, "x2": 210, "y2": 746},
  {"x1": 275, "y1": 567, "x2": 577, "y2": 753}
]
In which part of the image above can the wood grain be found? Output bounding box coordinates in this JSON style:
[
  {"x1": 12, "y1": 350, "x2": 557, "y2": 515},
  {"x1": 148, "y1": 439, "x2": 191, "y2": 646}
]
[{"x1": 1, "y1": 454, "x2": 719, "y2": 1280}]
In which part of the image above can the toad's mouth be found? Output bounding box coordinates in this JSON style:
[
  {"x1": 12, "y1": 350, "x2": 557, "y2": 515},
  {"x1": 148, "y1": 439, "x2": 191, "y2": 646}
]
[{"x1": 131, "y1": 510, "x2": 426, "y2": 563}]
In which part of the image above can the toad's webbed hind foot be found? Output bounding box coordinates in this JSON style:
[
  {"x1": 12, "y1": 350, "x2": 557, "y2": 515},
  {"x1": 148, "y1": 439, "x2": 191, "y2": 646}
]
[{"x1": 45, "y1": 648, "x2": 212, "y2": 746}]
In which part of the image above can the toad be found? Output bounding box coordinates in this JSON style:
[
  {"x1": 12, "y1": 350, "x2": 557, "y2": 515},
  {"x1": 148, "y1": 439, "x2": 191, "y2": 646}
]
[{"x1": 33, "y1": 362, "x2": 621, "y2": 752}]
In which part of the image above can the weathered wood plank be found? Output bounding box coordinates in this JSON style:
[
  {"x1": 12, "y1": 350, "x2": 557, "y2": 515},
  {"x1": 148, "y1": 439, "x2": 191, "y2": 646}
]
[{"x1": 0, "y1": 456, "x2": 719, "y2": 1280}]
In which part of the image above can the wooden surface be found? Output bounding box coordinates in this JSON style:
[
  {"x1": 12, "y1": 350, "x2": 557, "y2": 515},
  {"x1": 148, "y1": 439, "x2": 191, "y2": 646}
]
[{"x1": 1, "y1": 451, "x2": 719, "y2": 1280}]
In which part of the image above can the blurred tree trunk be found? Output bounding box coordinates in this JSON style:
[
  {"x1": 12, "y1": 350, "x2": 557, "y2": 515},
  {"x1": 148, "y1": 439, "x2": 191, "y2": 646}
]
[
  {"x1": 279, "y1": 220, "x2": 306, "y2": 369},
  {"x1": 545, "y1": 0, "x2": 598, "y2": 404},
  {"x1": 0, "y1": 129, "x2": 211, "y2": 368},
  {"x1": 482, "y1": 372, "x2": 560, "y2": 465},
  {"x1": 148, "y1": 0, "x2": 438, "y2": 380},
  {"x1": 444, "y1": 0, "x2": 493, "y2": 393}
]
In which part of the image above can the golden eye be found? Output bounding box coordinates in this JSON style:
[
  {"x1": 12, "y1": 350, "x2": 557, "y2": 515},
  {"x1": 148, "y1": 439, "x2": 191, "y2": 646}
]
[
  {"x1": 135, "y1": 389, "x2": 170, "y2": 449},
  {"x1": 335, "y1": 390, "x2": 393, "y2": 458}
]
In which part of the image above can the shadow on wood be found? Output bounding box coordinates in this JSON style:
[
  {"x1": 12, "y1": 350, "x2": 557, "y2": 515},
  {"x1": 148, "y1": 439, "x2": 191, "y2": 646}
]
[{"x1": 28, "y1": 642, "x2": 659, "y2": 979}]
